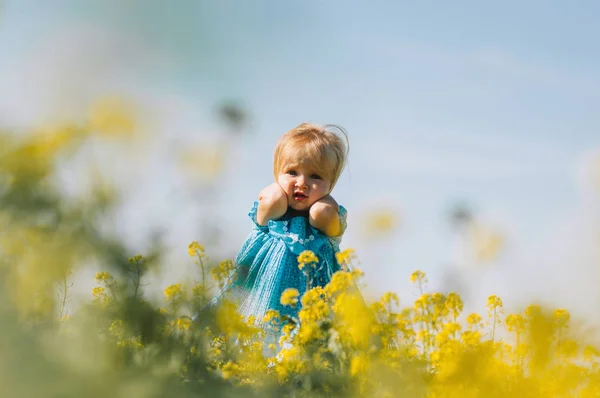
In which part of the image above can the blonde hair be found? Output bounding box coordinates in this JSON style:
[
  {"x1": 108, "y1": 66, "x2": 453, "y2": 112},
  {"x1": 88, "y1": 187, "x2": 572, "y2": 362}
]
[{"x1": 273, "y1": 123, "x2": 349, "y2": 191}]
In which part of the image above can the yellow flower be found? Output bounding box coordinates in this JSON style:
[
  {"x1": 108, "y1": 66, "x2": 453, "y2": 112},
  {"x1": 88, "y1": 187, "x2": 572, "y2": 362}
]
[
  {"x1": 191, "y1": 283, "x2": 205, "y2": 298},
  {"x1": 505, "y1": 314, "x2": 525, "y2": 333},
  {"x1": 381, "y1": 292, "x2": 400, "y2": 307},
  {"x1": 410, "y1": 270, "x2": 426, "y2": 284},
  {"x1": 325, "y1": 271, "x2": 354, "y2": 296},
  {"x1": 362, "y1": 208, "x2": 399, "y2": 236},
  {"x1": 461, "y1": 330, "x2": 481, "y2": 346},
  {"x1": 336, "y1": 248, "x2": 356, "y2": 267},
  {"x1": 301, "y1": 287, "x2": 326, "y2": 307},
  {"x1": 211, "y1": 260, "x2": 234, "y2": 285},
  {"x1": 297, "y1": 323, "x2": 320, "y2": 343},
  {"x1": 117, "y1": 337, "x2": 144, "y2": 349},
  {"x1": 417, "y1": 329, "x2": 430, "y2": 342},
  {"x1": 553, "y1": 308, "x2": 570, "y2": 328},
  {"x1": 466, "y1": 313, "x2": 483, "y2": 327},
  {"x1": 350, "y1": 354, "x2": 369, "y2": 376},
  {"x1": 280, "y1": 288, "x2": 300, "y2": 307},
  {"x1": 262, "y1": 309, "x2": 280, "y2": 323},
  {"x1": 557, "y1": 339, "x2": 578, "y2": 358},
  {"x1": 299, "y1": 299, "x2": 330, "y2": 324},
  {"x1": 92, "y1": 286, "x2": 106, "y2": 298},
  {"x1": 445, "y1": 292, "x2": 464, "y2": 318},
  {"x1": 29, "y1": 125, "x2": 77, "y2": 158},
  {"x1": 128, "y1": 255, "x2": 144, "y2": 264},
  {"x1": 221, "y1": 361, "x2": 240, "y2": 380},
  {"x1": 88, "y1": 96, "x2": 136, "y2": 137},
  {"x1": 94, "y1": 272, "x2": 112, "y2": 283},
  {"x1": 174, "y1": 317, "x2": 192, "y2": 331},
  {"x1": 109, "y1": 319, "x2": 124, "y2": 338},
  {"x1": 164, "y1": 283, "x2": 183, "y2": 301},
  {"x1": 332, "y1": 291, "x2": 371, "y2": 349},
  {"x1": 297, "y1": 250, "x2": 319, "y2": 269},
  {"x1": 486, "y1": 294, "x2": 503, "y2": 310},
  {"x1": 414, "y1": 293, "x2": 431, "y2": 311},
  {"x1": 524, "y1": 304, "x2": 541, "y2": 319},
  {"x1": 188, "y1": 241, "x2": 205, "y2": 257},
  {"x1": 431, "y1": 292, "x2": 448, "y2": 316},
  {"x1": 442, "y1": 322, "x2": 461, "y2": 336},
  {"x1": 583, "y1": 345, "x2": 600, "y2": 362},
  {"x1": 351, "y1": 267, "x2": 365, "y2": 279}
]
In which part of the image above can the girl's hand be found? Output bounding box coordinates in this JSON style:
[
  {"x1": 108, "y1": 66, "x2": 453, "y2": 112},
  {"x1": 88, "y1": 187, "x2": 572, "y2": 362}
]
[
  {"x1": 309, "y1": 195, "x2": 342, "y2": 237},
  {"x1": 256, "y1": 183, "x2": 287, "y2": 226}
]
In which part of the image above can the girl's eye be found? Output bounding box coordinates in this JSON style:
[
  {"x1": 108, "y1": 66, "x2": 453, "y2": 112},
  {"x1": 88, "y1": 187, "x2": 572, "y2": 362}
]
[
  {"x1": 288, "y1": 170, "x2": 297, "y2": 176},
  {"x1": 310, "y1": 174, "x2": 321, "y2": 180}
]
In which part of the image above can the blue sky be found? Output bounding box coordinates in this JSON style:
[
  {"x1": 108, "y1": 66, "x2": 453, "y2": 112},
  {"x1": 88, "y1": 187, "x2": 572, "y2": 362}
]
[{"x1": 1, "y1": 1, "x2": 599, "y2": 315}]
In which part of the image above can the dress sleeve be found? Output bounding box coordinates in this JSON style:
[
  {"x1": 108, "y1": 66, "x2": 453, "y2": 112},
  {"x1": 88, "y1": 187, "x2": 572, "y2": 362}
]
[
  {"x1": 326, "y1": 205, "x2": 348, "y2": 248},
  {"x1": 248, "y1": 201, "x2": 269, "y2": 232}
]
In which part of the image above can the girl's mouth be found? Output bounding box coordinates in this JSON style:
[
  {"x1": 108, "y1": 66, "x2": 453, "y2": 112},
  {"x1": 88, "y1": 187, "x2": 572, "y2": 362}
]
[{"x1": 293, "y1": 192, "x2": 308, "y2": 201}]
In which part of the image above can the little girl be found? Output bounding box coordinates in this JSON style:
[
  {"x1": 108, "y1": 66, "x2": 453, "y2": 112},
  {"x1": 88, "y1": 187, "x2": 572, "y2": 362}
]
[{"x1": 209, "y1": 122, "x2": 349, "y2": 323}]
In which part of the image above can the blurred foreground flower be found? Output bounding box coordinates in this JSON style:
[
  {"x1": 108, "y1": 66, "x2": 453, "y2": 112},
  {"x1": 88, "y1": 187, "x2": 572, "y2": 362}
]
[
  {"x1": 164, "y1": 283, "x2": 184, "y2": 302},
  {"x1": 470, "y1": 222, "x2": 505, "y2": 263},
  {"x1": 361, "y1": 207, "x2": 400, "y2": 238},
  {"x1": 280, "y1": 288, "x2": 299, "y2": 307},
  {"x1": 336, "y1": 248, "x2": 357, "y2": 271},
  {"x1": 87, "y1": 96, "x2": 137, "y2": 137},
  {"x1": 179, "y1": 145, "x2": 225, "y2": 183}
]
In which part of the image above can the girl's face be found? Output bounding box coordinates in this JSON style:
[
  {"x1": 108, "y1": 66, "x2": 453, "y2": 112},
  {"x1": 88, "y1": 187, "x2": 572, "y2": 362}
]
[{"x1": 277, "y1": 156, "x2": 331, "y2": 211}]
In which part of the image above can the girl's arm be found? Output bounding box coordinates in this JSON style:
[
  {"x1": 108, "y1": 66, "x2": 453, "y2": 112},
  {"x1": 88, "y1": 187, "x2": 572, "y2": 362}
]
[
  {"x1": 309, "y1": 195, "x2": 342, "y2": 237},
  {"x1": 256, "y1": 183, "x2": 288, "y2": 226}
]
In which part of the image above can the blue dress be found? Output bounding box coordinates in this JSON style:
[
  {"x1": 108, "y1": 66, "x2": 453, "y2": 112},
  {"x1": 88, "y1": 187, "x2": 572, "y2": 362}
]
[{"x1": 211, "y1": 201, "x2": 348, "y2": 322}]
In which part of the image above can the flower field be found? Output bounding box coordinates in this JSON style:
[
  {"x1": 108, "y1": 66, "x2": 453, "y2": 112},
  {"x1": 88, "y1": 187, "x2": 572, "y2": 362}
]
[{"x1": 1, "y1": 113, "x2": 599, "y2": 398}]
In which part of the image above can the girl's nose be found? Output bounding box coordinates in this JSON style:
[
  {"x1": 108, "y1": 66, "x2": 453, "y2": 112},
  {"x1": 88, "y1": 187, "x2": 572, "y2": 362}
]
[{"x1": 295, "y1": 175, "x2": 308, "y2": 189}]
